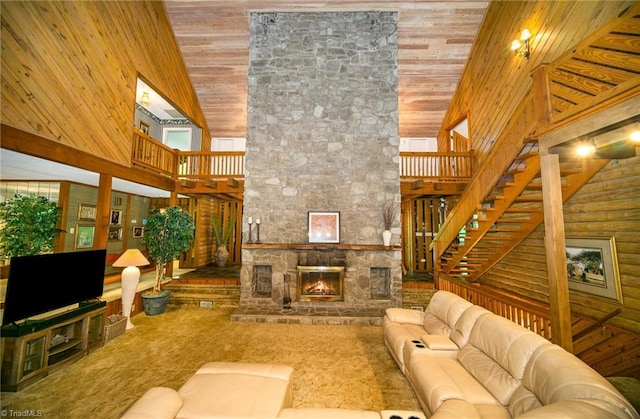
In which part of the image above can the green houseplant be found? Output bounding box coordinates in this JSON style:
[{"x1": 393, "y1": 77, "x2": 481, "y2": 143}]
[
  {"x1": 0, "y1": 194, "x2": 63, "y2": 261},
  {"x1": 211, "y1": 207, "x2": 237, "y2": 267},
  {"x1": 140, "y1": 206, "x2": 195, "y2": 315}
]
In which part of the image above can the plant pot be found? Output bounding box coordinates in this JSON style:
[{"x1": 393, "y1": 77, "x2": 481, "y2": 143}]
[
  {"x1": 215, "y1": 245, "x2": 229, "y2": 267},
  {"x1": 382, "y1": 230, "x2": 392, "y2": 247},
  {"x1": 141, "y1": 290, "x2": 170, "y2": 316}
]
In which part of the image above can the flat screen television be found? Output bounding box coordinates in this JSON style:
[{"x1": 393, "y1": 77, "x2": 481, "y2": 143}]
[{"x1": 2, "y1": 249, "x2": 106, "y2": 326}]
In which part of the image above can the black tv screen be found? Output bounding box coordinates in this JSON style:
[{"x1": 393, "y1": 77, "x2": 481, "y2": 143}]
[{"x1": 2, "y1": 249, "x2": 106, "y2": 325}]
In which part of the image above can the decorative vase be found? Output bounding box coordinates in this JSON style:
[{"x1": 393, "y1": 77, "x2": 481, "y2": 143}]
[
  {"x1": 382, "y1": 230, "x2": 392, "y2": 247},
  {"x1": 141, "y1": 290, "x2": 170, "y2": 316},
  {"x1": 215, "y1": 244, "x2": 229, "y2": 267}
]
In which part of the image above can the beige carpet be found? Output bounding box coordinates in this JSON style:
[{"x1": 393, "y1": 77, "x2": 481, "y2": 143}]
[{"x1": 1, "y1": 306, "x2": 421, "y2": 418}]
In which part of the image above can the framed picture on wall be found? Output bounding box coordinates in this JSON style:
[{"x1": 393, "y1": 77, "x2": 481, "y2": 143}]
[
  {"x1": 133, "y1": 226, "x2": 144, "y2": 238},
  {"x1": 78, "y1": 203, "x2": 96, "y2": 221},
  {"x1": 75, "y1": 225, "x2": 95, "y2": 249},
  {"x1": 308, "y1": 211, "x2": 340, "y2": 244},
  {"x1": 108, "y1": 227, "x2": 123, "y2": 241},
  {"x1": 110, "y1": 209, "x2": 122, "y2": 225},
  {"x1": 566, "y1": 237, "x2": 622, "y2": 303},
  {"x1": 138, "y1": 120, "x2": 150, "y2": 135}
]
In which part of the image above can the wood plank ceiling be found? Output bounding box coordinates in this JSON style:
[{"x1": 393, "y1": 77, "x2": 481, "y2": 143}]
[{"x1": 164, "y1": 1, "x2": 490, "y2": 139}]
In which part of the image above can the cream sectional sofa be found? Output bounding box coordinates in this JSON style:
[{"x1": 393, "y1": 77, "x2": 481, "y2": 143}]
[
  {"x1": 121, "y1": 361, "x2": 426, "y2": 419},
  {"x1": 384, "y1": 291, "x2": 639, "y2": 419}
]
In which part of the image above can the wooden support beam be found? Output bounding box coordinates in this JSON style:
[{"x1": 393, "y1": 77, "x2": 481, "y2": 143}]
[
  {"x1": 179, "y1": 180, "x2": 197, "y2": 189},
  {"x1": 540, "y1": 153, "x2": 573, "y2": 352},
  {"x1": 203, "y1": 179, "x2": 218, "y2": 189},
  {"x1": 227, "y1": 178, "x2": 239, "y2": 188},
  {"x1": 95, "y1": 174, "x2": 112, "y2": 249}
]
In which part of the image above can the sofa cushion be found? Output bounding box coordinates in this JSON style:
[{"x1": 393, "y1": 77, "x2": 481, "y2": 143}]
[
  {"x1": 514, "y1": 399, "x2": 636, "y2": 419},
  {"x1": 430, "y1": 399, "x2": 511, "y2": 419},
  {"x1": 121, "y1": 387, "x2": 184, "y2": 419},
  {"x1": 449, "y1": 306, "x2": 491, "y2": 349},
  {"x1": 522, "y1": 345, "x2": 639, "y2": 418},
  {"x1": 506, "y1": 385, "x2": 542, "y2": 417},
  {"x1": 177, "y1": 362, "x2": 294, "y2": 419},
  {"x1": 457, "y1": 314, "x2": 550, "y2": 405},
  {"x1": 408, "y1": 357, "x2": 499, "y2": 414},
  {"x1": 423, "y1": 291, "x2": 472, "y2": 335}
]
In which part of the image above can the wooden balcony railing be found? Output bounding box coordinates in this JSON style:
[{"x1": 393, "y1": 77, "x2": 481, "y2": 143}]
[
  {"x1": 132, "y1": 131, "x2": 178, "y2": 177},
  {"x1": 176, "y1": 151, "x2": 245, "y2": 179},
  {"x1": 132, "y1": 131, "x2": 474, "y2": 184},
  {"x1": 399, "y1": 151, "x2": 474, "y2": 181},
  {"x1": 437, "y1": 274, "x2": 553, "y2": 339}
]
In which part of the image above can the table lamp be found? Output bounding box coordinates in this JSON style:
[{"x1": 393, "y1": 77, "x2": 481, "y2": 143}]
[{"x1": 113, "y1": 249, "x2": 150, "y2": 329}]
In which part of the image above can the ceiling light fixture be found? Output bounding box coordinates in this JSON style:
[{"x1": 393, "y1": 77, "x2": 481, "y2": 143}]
[
  {"x1": 511, "y1": 29, "x2": 531, "y2": 59},
  {"x1": 576, "y1": 139, "x2": 596, "y2": 157},
  {"x1": 140, "y1": 91, "x2": 151, "y2": 106}
]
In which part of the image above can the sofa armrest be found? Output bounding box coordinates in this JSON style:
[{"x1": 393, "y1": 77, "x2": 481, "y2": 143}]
[
  {"x1": 385, "y1": 308, "x2": 425, "y2": 325},
  {"x1": 421, "y1": 334, "x2": 459, "y2": 351},
  {"x1": 120, "y1": 387, "x2": 183, "y2": 419}
]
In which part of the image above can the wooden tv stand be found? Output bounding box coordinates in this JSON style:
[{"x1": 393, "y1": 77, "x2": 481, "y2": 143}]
[{"x1": 0, "y1": 300, "x2": 106, "y2": 392}]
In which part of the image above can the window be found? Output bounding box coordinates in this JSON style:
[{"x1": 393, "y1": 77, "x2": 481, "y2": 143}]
[{"x1": 162, "y1": 127, "x2": 192, "y2": 151}]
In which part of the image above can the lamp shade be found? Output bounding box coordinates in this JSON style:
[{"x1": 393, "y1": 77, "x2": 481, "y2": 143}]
[{"x1": 113, "y1": 249, "x2": 150, "y2": 267}]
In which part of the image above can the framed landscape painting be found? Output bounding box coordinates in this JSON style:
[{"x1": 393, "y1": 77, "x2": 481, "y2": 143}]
[{"x1": 566, "y1": 237, "x2": 622, "y2": 303}]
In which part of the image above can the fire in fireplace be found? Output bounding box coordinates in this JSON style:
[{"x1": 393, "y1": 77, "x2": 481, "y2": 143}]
[{"x1": 297, "y1": 266, "x2": 344, "y2": 302}]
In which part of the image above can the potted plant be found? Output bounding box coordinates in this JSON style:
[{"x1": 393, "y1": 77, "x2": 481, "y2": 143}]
[
  {"x1": 0, "y1": 194, "x2": 64, "y2": 276},
  {"x1": 140, "y1": 206, "x2": 195, "y2": 315},
  {"x1": 211, "y1": 207, "x2": 237, "y2": 267},
  {"x1": 382, "y1": 202, "x2": 396, "y2": 247}
]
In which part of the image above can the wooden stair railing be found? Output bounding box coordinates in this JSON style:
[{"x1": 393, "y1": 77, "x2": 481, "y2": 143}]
[
  {"x1": 434, "y1": 6, "x2": 640, "y2": 280},
  {"x1": 441, "y1": 155, "x2": 611, "y2": 281}
]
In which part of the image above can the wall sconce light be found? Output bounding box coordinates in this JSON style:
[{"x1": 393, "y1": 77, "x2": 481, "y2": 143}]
[
  {"x1": 140, "y1": 91, "x2": 151, "y2": 106},
  {"x1": 630, "y1": 130, "x2": 640, "y2": 143},
  {"x1": 511, "y1": 29, "x2": 531, "y2": 59}
]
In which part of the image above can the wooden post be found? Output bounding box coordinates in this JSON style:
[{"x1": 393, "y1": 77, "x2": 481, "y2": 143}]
[
  {"x1": 540, "y1": 152, "x2": 573, "y2": 352},
  {"x1": 95, "y1": 173, "x2": 112, "y2": 249},
  {"x1": 532, "y1": 65, "x2": 552, "y2": 127}
]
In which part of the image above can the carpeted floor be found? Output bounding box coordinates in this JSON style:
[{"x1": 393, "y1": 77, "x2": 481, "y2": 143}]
[{"x1": 0, "y1": 305, "x2": 421, "y2": 418}]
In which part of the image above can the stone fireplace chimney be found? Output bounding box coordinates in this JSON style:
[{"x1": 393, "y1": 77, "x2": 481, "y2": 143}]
[{"x1": 238, "y1": 11, "x2": 401, "y2": 318}]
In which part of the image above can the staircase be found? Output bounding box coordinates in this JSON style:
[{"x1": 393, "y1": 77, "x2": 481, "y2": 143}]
[
  {"x1": 165, "y1": 282, "x2": 240, "y2": 308},
  {"x1": 440, "y1": 145, "x2": 610, "y2": 281}
]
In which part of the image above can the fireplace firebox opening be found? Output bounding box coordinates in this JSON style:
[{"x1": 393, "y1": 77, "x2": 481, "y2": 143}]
[{"x1": 297, "y1": 266, "x2": 344, "y2": 302}]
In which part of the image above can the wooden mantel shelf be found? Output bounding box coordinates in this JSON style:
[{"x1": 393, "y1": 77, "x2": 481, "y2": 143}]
[{"x1": 242, "y1": 243, "x2": 401, "y2": 251}]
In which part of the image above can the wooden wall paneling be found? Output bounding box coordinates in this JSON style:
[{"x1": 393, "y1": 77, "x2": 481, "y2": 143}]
[
  {"x1": 481, "y1": 156, "x2": 640, "y2": 335},
  {"x1": 1, "y1": 0, "x2": 211, "y2": 178},
  {"x1": 440, "y1": 1, "x2": 633, "y2": 163}
]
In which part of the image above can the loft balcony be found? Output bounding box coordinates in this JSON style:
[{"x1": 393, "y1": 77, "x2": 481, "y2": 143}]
[{"x1": 130, "y1": 131, "x2": 474, "y2": 199}]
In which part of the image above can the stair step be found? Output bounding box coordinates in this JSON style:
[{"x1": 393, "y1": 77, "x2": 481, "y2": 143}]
[
  {"x1": 515, "y1": 151, "x2": 539, "y2": 161},
  {"x1": 165, "y1": 283, "x2": 240, "y2": 308},
  {"x1": 514, "y1": 196, "x2": 543, "y2": 202},
  {"x1": 504, "y1": 207, "x2": 541, "y2": 213}
]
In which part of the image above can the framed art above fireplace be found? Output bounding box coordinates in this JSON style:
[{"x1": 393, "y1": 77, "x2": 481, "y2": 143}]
[{"x1": 308, "y1": 211, "x2": 340, "y2": 243}]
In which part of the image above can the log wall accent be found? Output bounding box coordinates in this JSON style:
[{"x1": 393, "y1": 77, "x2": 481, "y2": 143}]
[
  {"x1": 440, "y1": 1, "x2": 634, "y2": 164},
  {"x1": 1, "y1": 1, "x2": 210, "y2": 167},
  {"x1": 481, "y1": 156, "x2": 640, "y2": 332}
]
